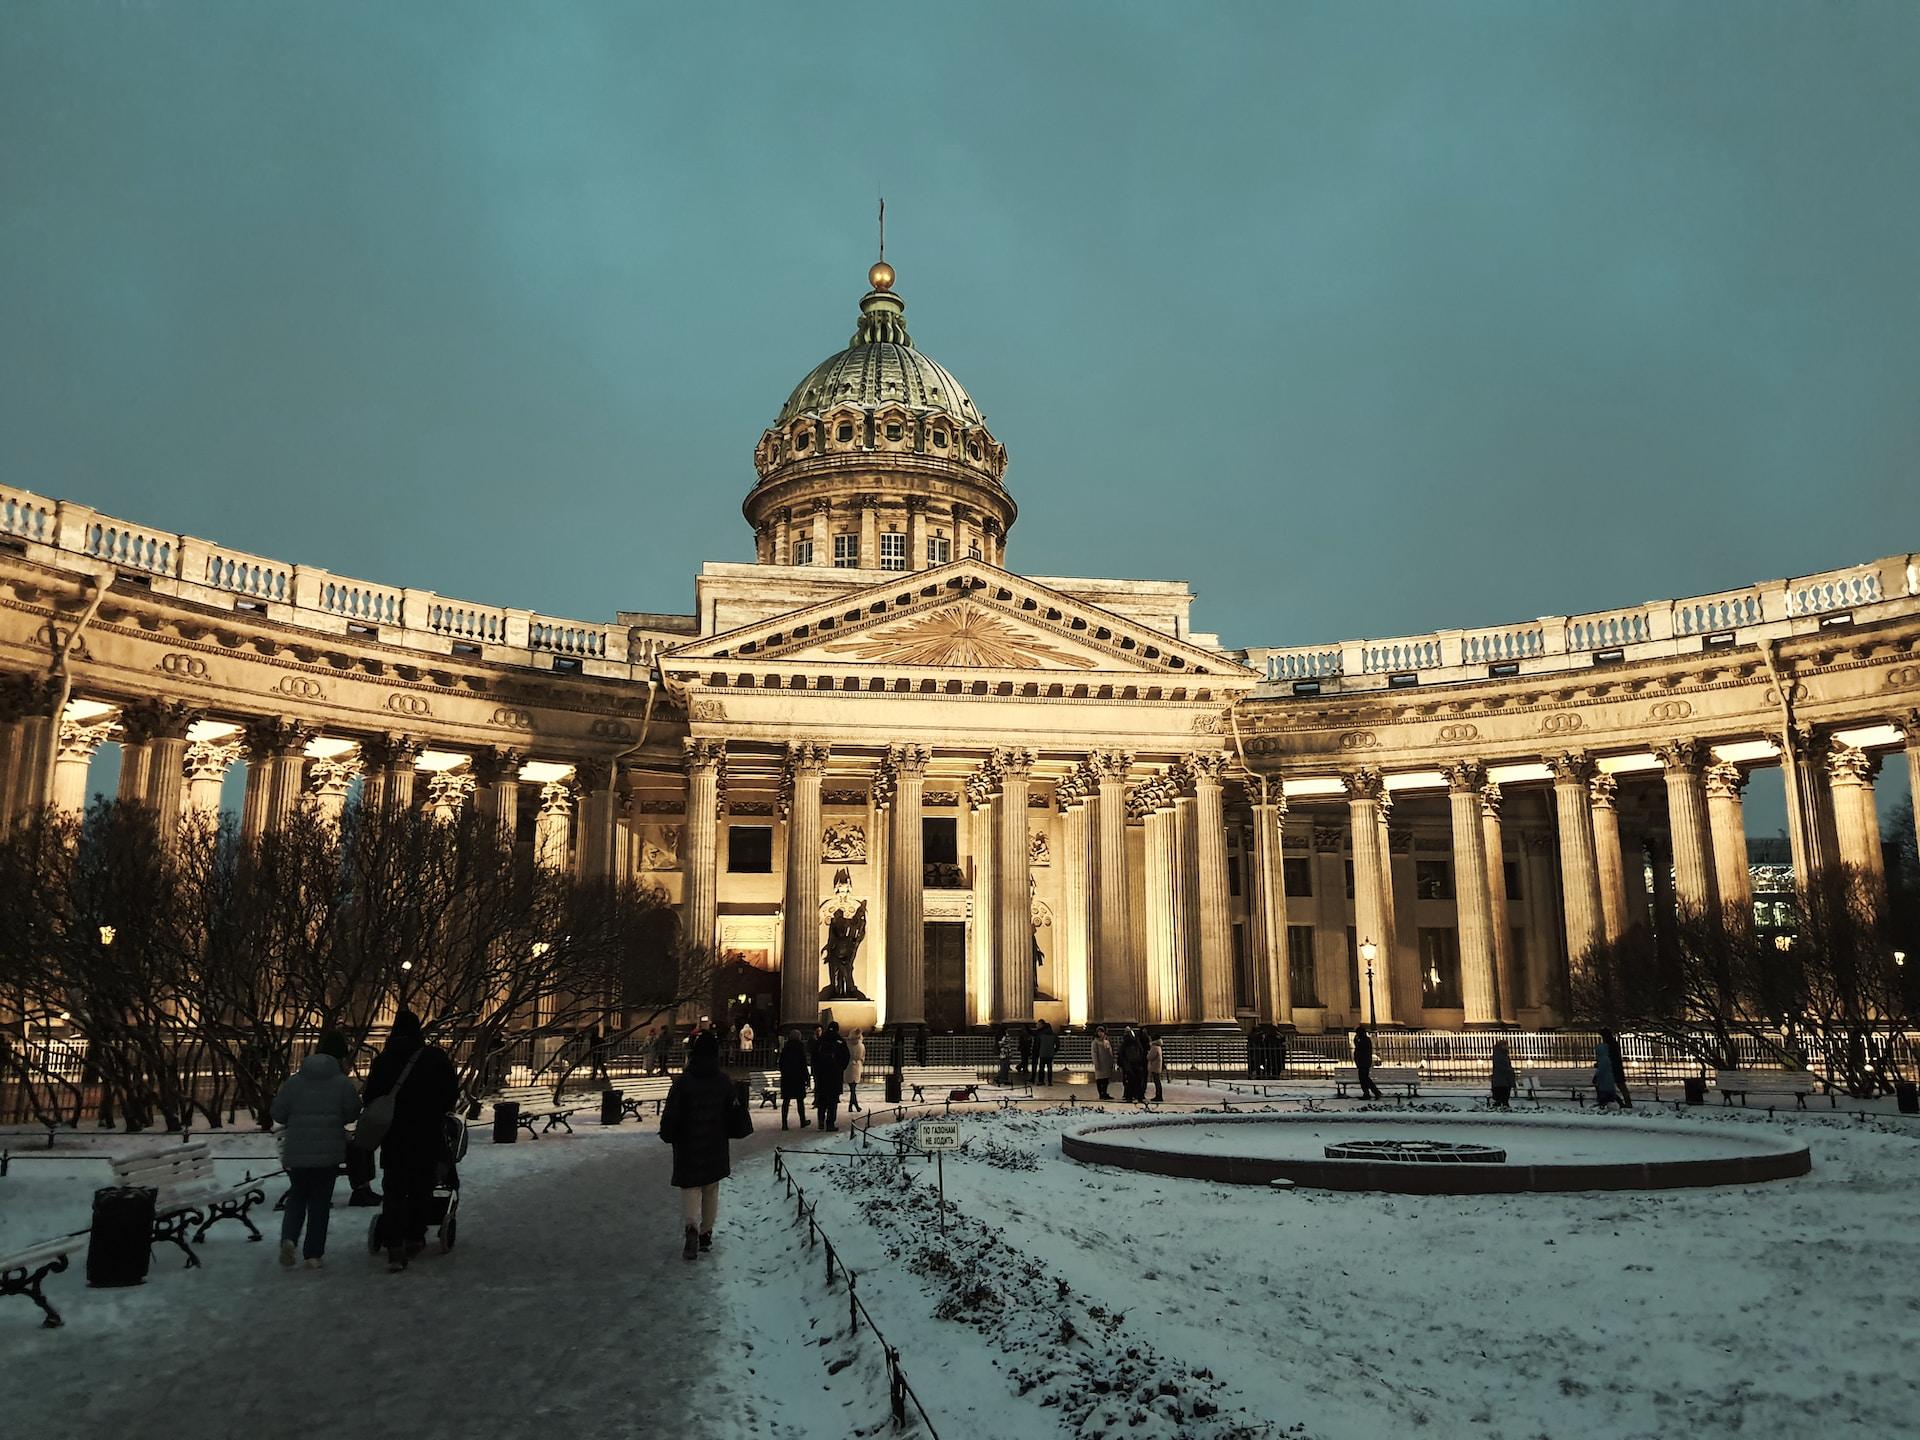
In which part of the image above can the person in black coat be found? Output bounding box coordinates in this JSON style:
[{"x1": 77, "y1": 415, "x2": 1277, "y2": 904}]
[
  {"x1": 1034, "y1": 1021, "x2": 1058, "y2": 1086},
  {"x1": 1601, "y1": 1029, "x2": 1632, "y2": 1108},
  {"x1": 778, "y1": 1029, "x2": 812, "y2": 1131},
  {"x1": 1118, "y1": 1027, "x2": 1149, "y2": 1103},
  {"x1": 360, "y1": 1008, "x2": 460, "y2": 1273},
  {"x1": 810, "y1": 1022, "x2": 851, "y2": 1132},
  {"x1": 1351, "y1": 1025, "x2": 1385, "y2": 1101},
  {"x1": 660, "y1": 1030, "x2": 750, "y2": 1259}
]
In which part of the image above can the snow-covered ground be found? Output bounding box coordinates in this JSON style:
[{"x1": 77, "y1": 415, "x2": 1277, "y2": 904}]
[{"x1": 5, "y1": 1090, "x2": 1918, "y2": 1440}]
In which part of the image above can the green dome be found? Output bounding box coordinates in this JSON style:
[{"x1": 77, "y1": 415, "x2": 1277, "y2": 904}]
[{"x1": 773, "y1": 284, "x2": 985, "y2": 429}]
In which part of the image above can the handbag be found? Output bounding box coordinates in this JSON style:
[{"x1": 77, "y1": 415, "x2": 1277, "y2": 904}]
[
  {"x1": 726, "y1": 1086, "x2": 753, "y2": 1141},
  {"x1": 351, "y1": 1049, "x2": 423, "y2": 1152}
]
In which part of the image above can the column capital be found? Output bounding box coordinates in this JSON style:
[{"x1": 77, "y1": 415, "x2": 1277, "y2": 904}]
[
  {"x1": 1341, "y1": 766, "x2": 1385, "y2": 802},
  {"x1": 427, "y1": 769, "x2": 475, "y2": 812},
  {"x1": 0, "y1": 674, "x2": 54, "y2": 723},
  {"x1": 684, "y1": 737, "x2": 727, "y2": 773},
  {"x1": 308, "y1": 755, "x2": 361, "y2": 799},
  {"x1": 1546, "y1": 750, "x2": 1594, "y2": 785},
  {"x1": 117, "y1": 698, "x2": 202, "y2": 746},
  {"x1": 991, "y1": 746, "x2": 1036, "y2": 778},
  {"x1": 57, "y1": 718, "x2": 115, "y2": 760},
  {"x1": 1480, "y1": 780, "x2": 1504, "y2": 819},
  {"x1": 471, "y1": 747, "x2": 526, "y2": 788},
  {"x1": 784, "y1": 740, "x2": 831, "y2": 773},
  {"x1": 538, "y1": 778, "x2": 574, "y2": 817},
  {"x1": 572, "y1": 757, "x2": 612, "y2": 793},
  {"x1": 1771, "y1": 723, "x2": 1819, "y2": 762},
  {"x1": 1442, "y1": 760, "x2": 1485, "y2": 796},
  {"x1": 1182, "y1": 750, "x2": 1231, "y2": 784},
  {"x1": 1588, "y1": 771, "x2": 1619, "y2": 809},
  {"x1": 1085, "y1": 749, "x2": 1133, "y2": 782},
  {"x1": 1826, "y1": 741, "x2": 1879, "y2": 788},
  {"x1": 1704, "y1": 760, "x2": 1747, "y2": 800},
  {"x1": 184, "y1": 738, "x2": 241, "y2": 783},
  {"x1": 1652, "y1": 737, "x2": 1707, "y2": 773},
  {"x1": 886, "y1": 742, "x2": 931, "y2": 775},
  {"x1": 358, "y1": 731, "x2": 422, "y2": 771},
  {"x1": 244, "y1": 716, "x2": 314, "y2": 760},
  {"x1": 903, "y1": 494, "x2": 930, "y2": 514}
]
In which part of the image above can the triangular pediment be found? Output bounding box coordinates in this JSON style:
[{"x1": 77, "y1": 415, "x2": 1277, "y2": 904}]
[{"x1": 663, "y1": 560, "x2": 1254, "y2": 680}]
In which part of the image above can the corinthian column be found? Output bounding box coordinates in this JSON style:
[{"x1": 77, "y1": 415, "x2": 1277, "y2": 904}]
[
  {"x1": 1187, "y1": 752, "x2": 1236, "y2": 1023},
  {"x1": 1906, "y1": 711, "x2": 1920, "y2": 871},
  {"x1": 1588, "y1": 772, "x2": 1629, "y2": 943},
  {"x1": 1057, "y1": 767, "x2": 1093, "y2": 1025},
  {"x1": 1548, "y1": 751, "x2": 1605, "y2": 970},
  {"x1": 1777, "y1": 724, "x2": 1836, "y2": 887},
  {"x1": 1704, "y1": 761, "x2": 1753, "y2": 918},
  {"x1": 358, "y1": 733, "x2": 421, "y2": 816},
  {"x1": 309, "y1": 755, "x2": 361, "y2": 824},
  {"x1": 681, "y1": 740, "x2": 725, "y2": 957},
  {"x1": 1166, "y1": 775, "x2": 1198, "y2": 1021},
  {"x1": 1343, "y1": 768, "x2": 1394, "y2": 1025},
  {"x1": 1654, "y1": 738, "x2": 1720, "y2": 921},
  {"x1": 883, "y1": 744, "x2": 929, "y2": 1026},
  {"x1": 51, "y1": 719, "x2": 112, "y2": 813},
  {"x1": 114, "y1": 702, "x2": 161, "y2": 803},
  {"x1": 1826, "y1": 742, "x2": 1885, "y2": 903},
  {"x1": 780, "y1": 742, "x2": 829, "y2": 1025},
  {"x1": 425, "y1": 769, "x2": 474, "y2": 825},
  {"x1": 1135, "y1": 779, "x2": 1175, "y2": 1024},
  {"x1": 1088, "y1": 749, "x2": 1138, "y2": 1023},
  {"x1": 992, "y1": 748, "x2": 1035, "y2": 1022},
  {"x1": 1481, "y1": 783, "x2": 1515, "y2": 1023},
  {"x1": 534, "y1": 779, "x2": 573, "y2": 872},
  {"x1": 184, "y1": 740, "x2": 239, "y2": 817},
  {"x1": 473, "y1": 748, "x2": 525, "y2": 843},
  {"x1": 1443, "y1": 761, "x2": 1499, "y2": 1026},
  {"x1": 1248, "y1": 779, "x2": 1290, "y2": 1025}
]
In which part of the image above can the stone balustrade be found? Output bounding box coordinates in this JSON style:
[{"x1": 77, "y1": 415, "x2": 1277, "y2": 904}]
[
  {"x1": 0, "y1": 487, "x2": 678, "y2": 679},
  {"x1": 1249, "y1": 552, "x2": 1918, "y2": 692}
]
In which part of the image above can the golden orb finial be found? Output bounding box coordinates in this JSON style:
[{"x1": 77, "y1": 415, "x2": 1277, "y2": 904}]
[{"x1": 868, "y1": 260, "x2": 895, "y2": 292}]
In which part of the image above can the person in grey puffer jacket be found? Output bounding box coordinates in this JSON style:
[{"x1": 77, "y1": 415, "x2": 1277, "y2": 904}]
[{"x1": 270, "y1": 1031, "x2": 362, "y2": 1269}]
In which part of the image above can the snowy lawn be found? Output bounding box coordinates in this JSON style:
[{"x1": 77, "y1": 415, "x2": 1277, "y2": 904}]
[{"x1": 760, "y1": 1098, "x2": 1920, "y2": 1440}]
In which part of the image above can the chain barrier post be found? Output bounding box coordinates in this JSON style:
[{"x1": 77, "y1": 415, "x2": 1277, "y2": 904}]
[{"x1": 848, "y1": 1269, "x2": 858, "y2": 1332}]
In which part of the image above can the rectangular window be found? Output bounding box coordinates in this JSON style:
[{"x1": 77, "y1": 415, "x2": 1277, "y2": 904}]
[
  {"x1": 927, "y1": 534, "x2": 951, "y2": 565},
  {"x1": 1287, "y1": 925, "x2": 1320, "y2": 1007},
  {"x1": 1504, "y1": 860, "x2": 1522, "y2": 901},
  {"x1": 791, "y1": 538, "x2": 814, "y2": 566},
  {"x1": 1510, "y1": 927, "x2": 1530, "y2": 1006},
  {"x1": 1282, "y1": 856, "x2": 1313, "y2": 897},
  {"x1": 922, "y1": 817, "x2": 959, "y2": 865},
  {"x1": 879, "y1": 532, "x2": 907, "y2": 571},
  {"x1": 1419, "y1": 928, "x2": 1462, "y2": 1008},
  {"x1": 1232, "y1": 924, "x2": 1252, "y2": 1010},
  {"x1": 968, "y1": 543, "x2": 982, "y2": 559},
  {"x1": 1415, "y1": 859, "x2": 1454, "y2": 900},
  {"x1": 726, "y1": 825, "x2": 773, "y2": 874},
  {"x1": 1344, "y1": 859, "x2": 1355, "y2": 901},
  {"x1": 832, "y1": 533, "x2": 859, "y2": 568}
]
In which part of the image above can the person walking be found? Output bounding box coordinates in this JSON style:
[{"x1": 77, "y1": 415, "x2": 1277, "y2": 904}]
[
  {"x1": 778, "y1": 1028, "x2": 811, "y2": 1130},
  {"x1": 996, "y1": 1026, "x2": 1019, "y2": 1087},
  {"x1": 660, "y1": 1030, "x2": 752, "y2": 1260},
  {"x1": 270, "y1": 1031, "x2": 362, "y2": 1270},
  {"x1": 739, "y1": 1019, "x2": 756, "y2": 1061},
  {"x1": 1593, "y1": 1038, "x2": 1624, "y2": 1109},
  {"x1": 1091, "y1": 1026, "x2": 1116, "y2": 1100},
  {"x1": 844, "y1": 1028, "x2": 865, "y2": 1112},
  {"x1": 1352, "y1": 1025, "x2": 1385, "y2": 1101},
  {"x1": 1602, "y1": 1029, "x2": 1632, "y2": 1108},
  {"x1": 1147, "y1": 1033, "x2": 1166, "y2": 1103},
  {"x1": 810, "y1": 1022, "x2": 851, "y2": 1131},
  {"x1": 360, "y1": 1009, "x2": 460, "y2": 1274},
  {"x1": 1490, "y1": 1039, "x2": 1515, "y2": 1110},
  {"x1": 1034, "y1": 1020, "x2": 1058, "y2": 1086}
]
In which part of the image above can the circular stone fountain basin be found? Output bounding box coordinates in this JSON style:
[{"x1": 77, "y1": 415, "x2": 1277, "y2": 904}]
[{"x1": 1061, "y1": 1112, "x2": 1810, "y2": 1193}]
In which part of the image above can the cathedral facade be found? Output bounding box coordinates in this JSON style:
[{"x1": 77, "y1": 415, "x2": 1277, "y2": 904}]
[{"x1": 2, "y1": 260, "x2": 1917, "y2": 1036}]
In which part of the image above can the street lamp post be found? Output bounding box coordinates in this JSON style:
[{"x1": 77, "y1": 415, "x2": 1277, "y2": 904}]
[{"x1": 1359, "y1": 938, "x2": 1379, "y2": 1027}]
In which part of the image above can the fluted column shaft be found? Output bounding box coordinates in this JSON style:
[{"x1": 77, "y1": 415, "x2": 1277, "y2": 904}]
[
  {"x1": 1344, "y1": 769, "x2": 1394, "y2": 1025},
  {"x1": 0, "y1": 717, "x2": 27, "y2": 823},
  {"x1": 884, "y1": 746, "x2": 928, "y2": 1025},
  {"x1": 1588, "y1": 774, "x2": 1629, "y2": 943},
  {"x1": 1141, "y1": 795, "x2": 1174, "y2": 1024},
  {"x1": 1444, "y1": 763, "x2": 1498, "y2": 1025},
  {"x1": 117, "y1": 738, "x2": 155, "y2": 804},
  {"x1": 1703, "y1": 762, "x2": 1752, "y2": 918},
  {"x1": 1190, "y1": 756, "x2": 1235, "y2": 1022},
  {"x1": 1170, "y1": 790, "x2": 1199, "y2": 1021},
  {"x1": 1907, "y1": 717, "x2": 1920, "y2": 873},
  {"x1": 1779, "y1": 725, "x2": 1837, "y2": 887},
  {"x1": 1827, "y1": 744, "x2": 1885, "y2": 899},
  {"x1": 1060, "y1": 781, "x2": 1093, "y2": 1026},
  {"x1": 1481, "y1": 785, "x2": 1516, "y2": 1023},
  {"x1": 682, "y1": 741, "x2": 724, "y2": 958},
  {"x1": 992, "y1": 749, "x2": 1034, "y2": 1022},
  {"x1": 780, "y1": 743, "x2": 828, "y2": 1026},
  {"x1": 1549, "y1": 753, "x2": 1605, "y2": 969},
  {"x1": 1249, "y1": 794, "x2": 1290, "y2": 1025},
  {"x1": 534, "y1": 781, "x2": 572, "y2": 872},
  {"x1": 1655, "y1": 739, "x2": 1719, "y2": 919},
  {"x1": 1090, "y1": 750, "x2": 1138, "y2": 1022},
  {"x1": 52, "y1": 721, "x2": 110, "y2": 813}
]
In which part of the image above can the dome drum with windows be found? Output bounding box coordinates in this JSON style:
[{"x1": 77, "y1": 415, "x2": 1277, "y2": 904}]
[{"x1": 747, "y1": 262, "x2": 1014, "y2": 573}]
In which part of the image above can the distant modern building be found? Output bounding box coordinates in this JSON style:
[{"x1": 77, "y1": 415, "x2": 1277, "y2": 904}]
[{"x1": 2, "y1": 257, "x2": 1916, "y2": 1034}]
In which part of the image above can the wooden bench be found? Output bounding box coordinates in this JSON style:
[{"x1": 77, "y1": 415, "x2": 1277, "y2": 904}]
[
  {"x1": 1, "y1": 1235, "x2": 80, "y2": 1329},
  {"x1": 110, "y1": 1141, "x2": 270, "y2": 1266},
  {"x1": 489, "y1": 1084, "x2": 581, "y2": 1139},
  {"x1": 904, "y1": 1065, "x2": 998, "y2": 1103},
  {"x1": 1333, "y1": 1065, "x2": 1420, "y2": 1098},
  {"x1": 1714, "y1": 1069, "x2": 1828, "y2": 1109},
  {"x1": 1523, "y1": 1067, "x2": 1601, "y2": 1104},
  {"x1": 611, "y1": 1076, "x2": 673, "y2": 1121}
]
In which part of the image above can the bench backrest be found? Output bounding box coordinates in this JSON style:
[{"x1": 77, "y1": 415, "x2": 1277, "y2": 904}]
[{"x1": 111, "y1": 1141, "x2": 215, "y2": 1197}]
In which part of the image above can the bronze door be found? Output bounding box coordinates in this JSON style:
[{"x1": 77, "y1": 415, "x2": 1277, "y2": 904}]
[{"x1": 923, "y1": 921, "x2": 967, "y2": 1032}]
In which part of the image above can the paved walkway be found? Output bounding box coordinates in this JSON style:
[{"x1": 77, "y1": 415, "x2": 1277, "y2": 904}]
[{"x1": 0, "y1": 1117, "x2": 797, "y2": 1440}]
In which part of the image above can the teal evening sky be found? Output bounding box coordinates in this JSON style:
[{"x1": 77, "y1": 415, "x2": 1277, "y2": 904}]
[{"x1": 2, "y1": 3, "x2": 1916, "y2": 828}]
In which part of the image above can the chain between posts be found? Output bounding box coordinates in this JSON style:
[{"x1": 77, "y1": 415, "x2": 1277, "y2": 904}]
[{"x1": 771, "y1": 1151, "x2": 943, "y2": 1438}]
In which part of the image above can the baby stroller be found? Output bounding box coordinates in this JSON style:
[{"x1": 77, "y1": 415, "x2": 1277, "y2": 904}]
[{"x1": 367, "y1": 1113, "x2": 467, "y2": 1257}]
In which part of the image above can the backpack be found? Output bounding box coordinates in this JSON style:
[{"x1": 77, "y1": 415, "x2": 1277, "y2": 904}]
[{"x1": 350, "y1": 1049, "x2": 423, "y2": 1152}]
